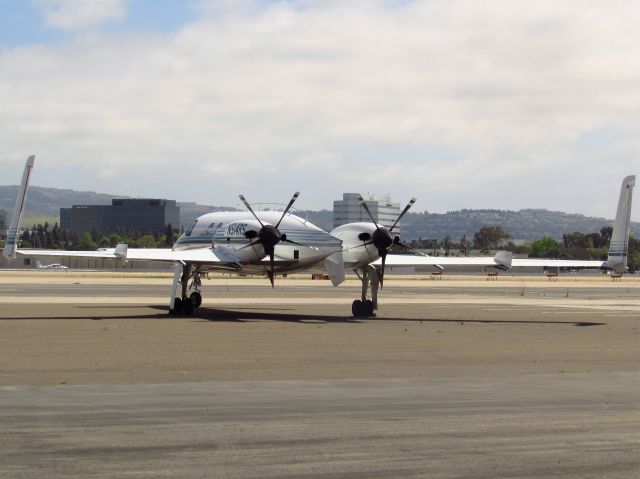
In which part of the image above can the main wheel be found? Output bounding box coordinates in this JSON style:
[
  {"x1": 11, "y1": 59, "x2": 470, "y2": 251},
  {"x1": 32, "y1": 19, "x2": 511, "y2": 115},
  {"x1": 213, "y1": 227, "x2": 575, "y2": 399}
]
[
  {"x1": 352, "y1": 299, "x2": 363, "y2": 317},
  {"x1": 363, "y1": 299, "x2": 374, "y2": 317},
  {"x1": 182, "y1": 297, "x2": 194, "y2": 316},
  {"x1": 171, "y1": 297, "x2": 183, "y2": 315},
  {"x1": 190, "y1": 291, "x2": 202, "y2": 308}
]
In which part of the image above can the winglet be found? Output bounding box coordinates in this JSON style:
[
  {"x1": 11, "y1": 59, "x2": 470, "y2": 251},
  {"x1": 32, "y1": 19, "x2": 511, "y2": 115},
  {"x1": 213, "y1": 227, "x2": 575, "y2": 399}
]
[
  {"x1": 3, "y1": 156, "x2": 35, "y2": 259},
  {"x1": 114, "y1": 243, "x2": 128, "y2": 259},
  {"x1": 607, "y1": 175, "x2": 635, "y2": 273},
  {"x1": 493, "y1": 250, "x2": 512, "y2": 271}
]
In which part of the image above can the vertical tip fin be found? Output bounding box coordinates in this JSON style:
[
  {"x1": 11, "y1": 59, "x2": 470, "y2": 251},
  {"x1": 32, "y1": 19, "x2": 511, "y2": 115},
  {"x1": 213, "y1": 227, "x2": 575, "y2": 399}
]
[
  {"x1": 607, "y1": 175, "x2": 635, "y2": 273},
  {"x1": 3, "y1": 156, "x2": 35, "y2": 259}
]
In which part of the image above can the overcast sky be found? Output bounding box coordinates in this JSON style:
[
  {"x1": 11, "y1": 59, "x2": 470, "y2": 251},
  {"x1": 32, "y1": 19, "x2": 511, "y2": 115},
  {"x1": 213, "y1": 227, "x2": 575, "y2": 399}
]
[{"x1": 1, "y1": 0, "x2": 638, "y2": 220}]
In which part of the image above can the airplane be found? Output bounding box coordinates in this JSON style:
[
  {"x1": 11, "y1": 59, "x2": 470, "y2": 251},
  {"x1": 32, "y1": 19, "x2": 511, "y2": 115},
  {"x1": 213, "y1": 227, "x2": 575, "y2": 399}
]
[
  {"x1": 35, "y1": 261, "x2": 69, "y2": 270},
  {"x1": 2, "y1": 156, "x2": 635, "y2": 318}
]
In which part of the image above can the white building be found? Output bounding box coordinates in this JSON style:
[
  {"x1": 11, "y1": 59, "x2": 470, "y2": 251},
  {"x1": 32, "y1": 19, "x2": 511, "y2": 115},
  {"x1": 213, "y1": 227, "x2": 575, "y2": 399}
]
[{"x1": 333, "y1": 193, "x2": 401, "y2": 231}]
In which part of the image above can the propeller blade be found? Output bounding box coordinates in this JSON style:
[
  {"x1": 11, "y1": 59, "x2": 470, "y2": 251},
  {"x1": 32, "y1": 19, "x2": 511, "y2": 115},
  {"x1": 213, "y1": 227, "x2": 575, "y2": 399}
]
[
  {"x1": 237, "y1": 239, "x2": 263, "y2": 251},
  {"x1": 358, "y1": 195, "x2": 379, "y2": 229},
  {"x1": 394, "y1": 240, "x2": 427, "y2": 256},
  {"x1": 282, "y1": 238, "x2": 306, "y2": 247},
  {"x1": 275, "y1": 191, "x2": 300, "y2": 229},
  {"x1": 238, "y1": 194, "x2": 265, "y2": 228},
  {"x1": 389, "y1": 197, "x2": 416, "y2": 232},
  {"x1": 268, "y1": 251, "x2": 275, "y2": 288},
  {"x1": 379, "y1": 251, "x2": 386, "y2": 288}
]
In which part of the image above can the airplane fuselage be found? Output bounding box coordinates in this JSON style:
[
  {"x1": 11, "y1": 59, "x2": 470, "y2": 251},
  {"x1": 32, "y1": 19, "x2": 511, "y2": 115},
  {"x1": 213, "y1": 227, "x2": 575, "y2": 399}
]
[{"x1": 174, "y1": 211, "x2": 343, "y2": 274}]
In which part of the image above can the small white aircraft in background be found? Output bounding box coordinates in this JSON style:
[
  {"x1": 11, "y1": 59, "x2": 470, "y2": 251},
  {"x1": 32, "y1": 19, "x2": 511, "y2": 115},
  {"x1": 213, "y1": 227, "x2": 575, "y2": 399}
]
[
  {"x1": 35, "y1": 261, "x2": 68, "y2": 270},
  {"x1": 2, "y1": 156, "x2": 635, "y2": 318}
]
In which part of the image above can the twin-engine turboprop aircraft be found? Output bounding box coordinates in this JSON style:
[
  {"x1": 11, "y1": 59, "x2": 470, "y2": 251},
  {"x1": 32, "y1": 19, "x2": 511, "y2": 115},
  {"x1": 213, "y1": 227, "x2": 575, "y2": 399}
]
[{"x1": 2, "y1": 156, "x2": 635, "y2": 318}]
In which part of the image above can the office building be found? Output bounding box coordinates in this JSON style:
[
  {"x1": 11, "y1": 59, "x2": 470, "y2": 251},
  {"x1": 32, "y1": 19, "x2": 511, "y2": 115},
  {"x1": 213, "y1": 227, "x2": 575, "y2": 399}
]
[
  {"x1": 333, "y1": 193, "x2": 401, "y2": 231},
  {"x1": 0, "y1": 209, "x2": 7, "y2": 239},
  {"x1": 61, "y1": 199, "x2": 180, "y2": 235}
]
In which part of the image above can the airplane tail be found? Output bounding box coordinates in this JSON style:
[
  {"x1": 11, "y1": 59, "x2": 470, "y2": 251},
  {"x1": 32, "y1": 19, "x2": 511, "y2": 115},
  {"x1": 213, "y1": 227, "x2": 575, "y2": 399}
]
[
  {"x1": 607, "y1": 175, "x2": 635, "y2": 273},
  {"x1": 3, "y1": 155, "x2": 35, "y2": 259}
]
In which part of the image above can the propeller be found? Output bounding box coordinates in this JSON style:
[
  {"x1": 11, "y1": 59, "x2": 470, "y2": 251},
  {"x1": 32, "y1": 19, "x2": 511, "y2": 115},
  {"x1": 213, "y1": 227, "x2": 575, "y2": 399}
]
[
  {"x1": 358, "y1": 196, "x2": 416, "y2": 287},
  {"x1": 238, "y1": 192, "x2": 302, "y2": 288}
]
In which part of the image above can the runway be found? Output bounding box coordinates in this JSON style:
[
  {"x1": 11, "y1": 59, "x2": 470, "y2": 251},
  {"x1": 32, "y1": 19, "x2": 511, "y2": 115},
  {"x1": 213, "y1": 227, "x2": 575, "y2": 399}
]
[{"x1": 0, "y1": 272, "x2": 638, "y2": 478}]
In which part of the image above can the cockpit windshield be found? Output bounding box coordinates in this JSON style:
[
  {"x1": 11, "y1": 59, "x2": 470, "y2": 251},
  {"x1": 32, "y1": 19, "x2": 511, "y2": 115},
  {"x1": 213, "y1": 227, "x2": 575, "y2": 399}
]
[{"x1": 185, "y1": 220, "x2": 197, "y2": 237}]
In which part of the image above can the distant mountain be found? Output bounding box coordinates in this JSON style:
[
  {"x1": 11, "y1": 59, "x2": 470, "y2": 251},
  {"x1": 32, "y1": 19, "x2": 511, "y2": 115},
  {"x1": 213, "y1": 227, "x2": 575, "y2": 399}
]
[
  {"x1": 0, "y1": 185, "x2": 123, "y2": 218},
  {"x1": 400, "y1": 209, "x2": 640, "y2": 241},
  {"x1": 0, "y1": 185, "x2": 637, "y2": 240}
]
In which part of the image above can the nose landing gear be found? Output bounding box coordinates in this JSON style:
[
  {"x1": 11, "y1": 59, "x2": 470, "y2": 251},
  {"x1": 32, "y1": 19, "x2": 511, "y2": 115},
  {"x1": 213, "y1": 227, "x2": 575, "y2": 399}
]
[{"x1": 169, "y1": 263, "x2": 203, "y2": 316}]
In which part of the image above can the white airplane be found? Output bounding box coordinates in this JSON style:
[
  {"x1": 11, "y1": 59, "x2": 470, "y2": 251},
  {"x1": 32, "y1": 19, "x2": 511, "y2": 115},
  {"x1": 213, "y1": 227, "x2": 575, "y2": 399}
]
[
  {"x1": 35, "y1": 261, "x2": 68, "y2": 270},
  {"x1": 2, "y1": 156, "x2": 635, "y2": 318}
]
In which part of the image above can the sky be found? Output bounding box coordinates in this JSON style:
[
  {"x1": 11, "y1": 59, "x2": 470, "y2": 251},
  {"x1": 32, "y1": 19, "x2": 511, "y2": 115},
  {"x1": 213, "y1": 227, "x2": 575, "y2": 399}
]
[{"x1": 0, "y1": 0, "x2": 638, "y2": 220}]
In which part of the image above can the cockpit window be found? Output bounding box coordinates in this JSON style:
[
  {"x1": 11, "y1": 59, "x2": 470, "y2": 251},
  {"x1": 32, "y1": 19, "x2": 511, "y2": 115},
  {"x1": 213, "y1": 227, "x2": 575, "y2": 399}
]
[{"x1": 185, "y1": 220, "x2": 197, "y2": 237}]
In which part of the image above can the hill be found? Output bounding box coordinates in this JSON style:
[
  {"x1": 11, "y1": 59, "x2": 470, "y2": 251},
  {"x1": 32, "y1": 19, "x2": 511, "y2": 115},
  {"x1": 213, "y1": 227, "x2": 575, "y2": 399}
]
[{"x1": 400, "y1": 209, "x2": 640, "y2": 242}]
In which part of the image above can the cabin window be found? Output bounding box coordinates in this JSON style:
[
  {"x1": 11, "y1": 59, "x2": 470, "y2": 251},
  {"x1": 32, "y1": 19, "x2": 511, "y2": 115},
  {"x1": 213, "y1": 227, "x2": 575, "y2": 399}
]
[{"x1": 294, "y1": 250, "x2": 299, "y2": 260}]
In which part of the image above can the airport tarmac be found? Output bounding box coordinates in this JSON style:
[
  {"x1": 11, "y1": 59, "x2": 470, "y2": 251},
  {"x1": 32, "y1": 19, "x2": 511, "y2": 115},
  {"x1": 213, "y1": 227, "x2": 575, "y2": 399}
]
[{"x1": 0, "y1": 272, "x2": 638, "y2": 478}]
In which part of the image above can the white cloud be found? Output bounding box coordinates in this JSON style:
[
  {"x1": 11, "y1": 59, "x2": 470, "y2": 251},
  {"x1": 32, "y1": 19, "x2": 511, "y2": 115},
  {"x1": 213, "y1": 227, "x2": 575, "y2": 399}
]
[
  {"x1": 33, "y1": 0, "x2": 126, "y2": 30},
  {"x1": 1, "y1": 0, "x2": 639, "y2": 220}
]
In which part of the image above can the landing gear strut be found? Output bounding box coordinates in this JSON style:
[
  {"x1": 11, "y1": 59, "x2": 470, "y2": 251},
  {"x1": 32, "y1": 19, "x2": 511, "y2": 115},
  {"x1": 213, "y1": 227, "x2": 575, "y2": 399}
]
[
  {"x1": 352, "y1": 264, "x2": 379, "y2": 318},
  {"x1": 169, "y1": 263, "x2": 203, "y2": 316}
]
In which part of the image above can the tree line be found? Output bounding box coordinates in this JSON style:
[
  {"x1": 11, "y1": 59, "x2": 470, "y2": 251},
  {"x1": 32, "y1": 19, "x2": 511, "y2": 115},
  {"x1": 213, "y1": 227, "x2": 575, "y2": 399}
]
[
  {"x1": 9, "y1": 223, "x2": 178, "y2": 250},
  {"x1": 409, "y1": 225, "x2": 639, "y2": 271}
]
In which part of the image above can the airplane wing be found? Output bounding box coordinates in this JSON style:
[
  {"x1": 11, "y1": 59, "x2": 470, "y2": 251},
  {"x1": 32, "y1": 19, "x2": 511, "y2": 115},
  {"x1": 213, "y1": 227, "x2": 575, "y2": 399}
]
[
  {"x1": 379, "y1": 252, "x2": 606, "y2": 270},
  {"x1": 380, "y1": 251, "x2": 514, "y2": 270},
  {"x1": 16, "y1": 246, "x2": 228, "y2": 265},
  {"x1": 511, "y1": 258, "x2": 605, "y2": 268},
  {"x1": 16, "y1": 245, "x2": 299, "y2": 269}
]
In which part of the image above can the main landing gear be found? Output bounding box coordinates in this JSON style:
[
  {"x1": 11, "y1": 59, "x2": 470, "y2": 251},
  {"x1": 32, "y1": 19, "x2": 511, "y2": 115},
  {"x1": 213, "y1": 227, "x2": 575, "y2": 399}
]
[
  {"x1": 352, "y1": 264, "x2": 380, "y2": 318},
  {"x1": 169, "y1": 263, "x2": 203, "y2": 316}
]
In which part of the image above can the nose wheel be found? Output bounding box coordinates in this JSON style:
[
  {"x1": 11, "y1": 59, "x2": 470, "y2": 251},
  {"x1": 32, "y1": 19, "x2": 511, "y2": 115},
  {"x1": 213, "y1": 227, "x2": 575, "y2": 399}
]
[{"x1": 169, "y1": 264, "x2": 203, "y2": 316}]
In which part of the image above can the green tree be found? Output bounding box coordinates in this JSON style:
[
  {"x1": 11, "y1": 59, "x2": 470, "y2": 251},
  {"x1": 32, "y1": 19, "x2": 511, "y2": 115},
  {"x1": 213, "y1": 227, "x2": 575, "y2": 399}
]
[
  {"x1": 473, "y1": 226, "x2": 512, "y2": 251},
  {"x1": 600, "y1": 226, "x2": 613, "y2": 247},
  {"x1": 109, "y1": 233, "x2": 123, "y2": 246},
  {"x1": 442, "y1": 236, "x2": 452, "y2": 256},
  {"x1": 627, "y1": 235, "x2": 640, "y2": 272},
  {"x1": 459, "y1": 234, "x2": 471, "y2": 256},
  {"x1": 98, "y1": 235, "x2": 111, "y2": 248},
  {"x1": 137, "y1": 235, "x2": 157, "y2": 248},
  {"x1": 165, "y1": 224, "x2": 176, "y2": 246},
  {"x1": 563, "y1": 232, "x2": 586, "y2": 249},
  {"x1": 529, "y1": 236, "x2": 565, "y2": 258},
  {"x1": 78, "y1": 232, "x2": 97, "y2": 251}
]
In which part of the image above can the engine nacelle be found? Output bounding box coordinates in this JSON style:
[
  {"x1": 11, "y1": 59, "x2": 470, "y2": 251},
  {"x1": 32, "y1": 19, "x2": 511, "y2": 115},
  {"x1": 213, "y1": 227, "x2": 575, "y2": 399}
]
[{"x1": 330, "y1": 222, "x2": 380, "y2": 266}]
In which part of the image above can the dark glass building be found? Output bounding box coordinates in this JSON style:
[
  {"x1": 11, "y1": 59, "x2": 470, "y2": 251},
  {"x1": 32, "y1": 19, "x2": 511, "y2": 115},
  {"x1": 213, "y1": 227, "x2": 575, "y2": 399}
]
[
  {"x1": 0, "y1": 209, "x2": 7, "y2": 239},
  {"x1": 60, "y1": 199, "x2": 180, "y2": 235}
]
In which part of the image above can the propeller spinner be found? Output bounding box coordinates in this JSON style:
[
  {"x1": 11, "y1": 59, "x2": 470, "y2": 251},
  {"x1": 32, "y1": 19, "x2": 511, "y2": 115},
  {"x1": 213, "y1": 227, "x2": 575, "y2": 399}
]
[
  {"x1": 358, "y1": 195, "x2": 417, "y2": 287},
  {"x1": 238, "y1": 192, "x2": 303, "y2": 287}
]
